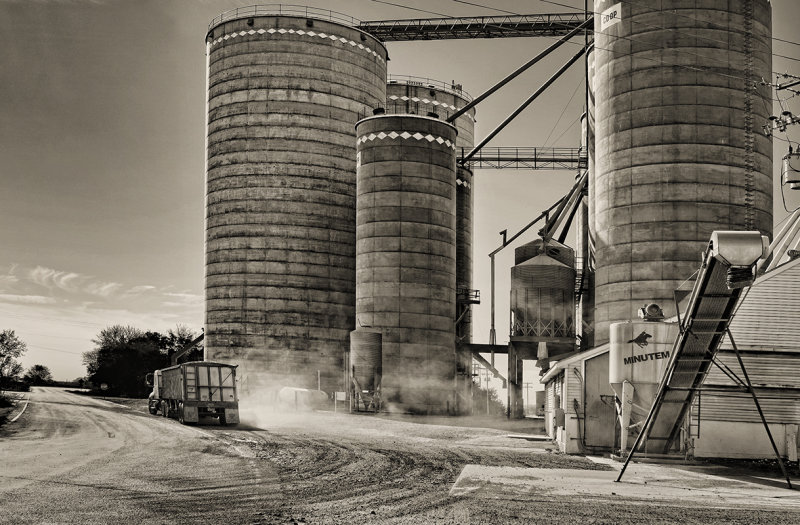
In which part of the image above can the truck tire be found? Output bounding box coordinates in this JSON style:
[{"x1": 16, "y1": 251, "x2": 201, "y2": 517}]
[
  {"x1": 178, "y1": 402, "x2": 185, "y2": 425},
  {"x1": 148, "y1": 400, "x2": 158, "y2": 415},
  {"x1": 162, "y1": 400, "x2": 169, "y2": 418},
  {"x1": 219, "y1": 414, "x2": 227, "y2": 427}
]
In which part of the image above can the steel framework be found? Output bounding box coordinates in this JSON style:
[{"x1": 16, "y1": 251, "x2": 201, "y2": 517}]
[
  {"x1": 359, "y1": 14, "x2": 589, "y2": 41},
  {"x1": 459, "y1": 147, "x2": 586, "y2": 170}
]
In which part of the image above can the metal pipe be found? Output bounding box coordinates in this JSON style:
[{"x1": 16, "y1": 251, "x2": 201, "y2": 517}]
[
  {"x1": 728, "y1": 330, "x2": 793, "y2": 489},
  {"x1": 462, "y1": 46, "x2": 588, "y2": 163},
  {"x1": 490, "y1": 254, "x2": 496, "y2": 347},
  {"x1": 557, "y1": 191, "x2": 582, "y2": 244},
  {"x1": 489, "y1": 198, "x2": 565, "y2": 258},
  {"x1": 446, "y1": 17, "x2": 593, "y2": 124},
  {"x1": 544, "y1": 172, "x2": 587, "y2": 240}
]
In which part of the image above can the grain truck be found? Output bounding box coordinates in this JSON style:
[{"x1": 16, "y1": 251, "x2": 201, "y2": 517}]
[{"x1": 147, "y1": 361, "x2": 239, "y2": 425}]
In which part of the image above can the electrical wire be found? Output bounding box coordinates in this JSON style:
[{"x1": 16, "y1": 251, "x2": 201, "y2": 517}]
[
  {"x1": 28, "y1": 344, "x2": 86, "y2": 356},
  {"x1": 548, "y1": 114, "x2": 582, "y2": 147},
  {"x1": 542, "y1": 81, "x2": 582, "y2": 147}
]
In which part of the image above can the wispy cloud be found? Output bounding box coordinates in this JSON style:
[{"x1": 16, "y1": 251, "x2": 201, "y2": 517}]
[
  {"x1": 2, "y1": 263, "x2": 202, "y2": 334},
  {"x1": 124, "y1": 285, "x2": 157, "y2": 296},
  {"x1": 85, "y1": 281, "x2": 123, "y2": 298},
  {"x1": 163, "y1": 292, "x2": 202, "y2": 303},
  {"x1": 0, "y1": 293, "x2": 57, "y2": 305},
  {"x1": 29, "y1": 266, "x2": 84, "y2": 293}
]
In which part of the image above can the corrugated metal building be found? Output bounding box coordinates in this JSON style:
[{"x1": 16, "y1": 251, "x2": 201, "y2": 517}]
[{"x1": 691, "y1": 257, "x2": 800, "y2": 460}]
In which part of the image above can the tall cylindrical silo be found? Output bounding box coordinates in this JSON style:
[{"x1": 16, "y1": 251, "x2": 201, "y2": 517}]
[
  {"x1": 592, "y1": 0, "x2": 773, "y2": 345},
  {"x1": 385, "y1": 76, "x2": 476, "y2": 344},
  {"x1": 355, "y1": 114, "x2": 458, "y2": 415},
  {"x1": 204, "y1": 8, "x2": 388, "y2": 392}
]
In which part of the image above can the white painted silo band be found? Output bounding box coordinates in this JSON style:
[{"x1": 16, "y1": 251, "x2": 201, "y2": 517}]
[
  {"x1": 387, "y1": 95, "x2": 475, "y2": 122},
  {"x1": 357, "y1": 131, "x2": 456, "y2": 150},
  {"x1": 210, "y1": 28, "x2": 385, "y2": 63}
]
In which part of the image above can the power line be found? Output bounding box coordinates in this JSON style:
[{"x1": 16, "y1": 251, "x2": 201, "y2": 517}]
[
  {"x1": 543, "y1": 81, "x2": 582, "y2": 147},
  {"x1": 550, "y1": 114, "x2": 583, "y2": 147},
  {"x1": 28, "y1": 344, "x2": 86, "y2": 356},
  {"x1": 0, "y1": 310, "x2": 104, "y2": 328}
]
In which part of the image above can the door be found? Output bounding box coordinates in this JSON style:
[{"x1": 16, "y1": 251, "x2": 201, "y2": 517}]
[{"x1": 584, "y1": 352, "x2": 615, "y2": 449}]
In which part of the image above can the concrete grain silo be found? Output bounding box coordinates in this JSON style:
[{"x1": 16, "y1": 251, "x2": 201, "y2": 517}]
[
  {"x1": 355, "y1": 114, "x2": 458, "y2": 414},
  {"x1": 385, "y1": 76, "x2": 476, "y2": 344},
  {"x1": 592, "y1": 0, "x2": 773, "y2": 345},
  {"x1": 204, "y1": 7, "x2": 387, "y2": 392}
]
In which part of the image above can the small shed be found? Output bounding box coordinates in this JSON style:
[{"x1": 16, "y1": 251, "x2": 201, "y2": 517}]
[{"x1": 541, "y1": 344, "x2": 615, "y2": 454}]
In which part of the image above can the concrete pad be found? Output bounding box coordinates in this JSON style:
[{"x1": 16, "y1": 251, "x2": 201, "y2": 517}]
[{"x1": 450, "y1": 462, "x2": 800, "y2": 509}]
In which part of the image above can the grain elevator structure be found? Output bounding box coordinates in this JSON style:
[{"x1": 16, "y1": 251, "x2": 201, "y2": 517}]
[{"x1": 201, "y1": 2, "x2": 796, "y2": 438}]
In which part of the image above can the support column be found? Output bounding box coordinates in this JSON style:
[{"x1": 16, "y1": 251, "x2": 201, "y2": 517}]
[{"x1": 508, "y1": 343, "x2": 524, "y2": 419}]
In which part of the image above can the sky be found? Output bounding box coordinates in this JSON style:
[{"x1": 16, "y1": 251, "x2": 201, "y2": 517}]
[{"x1": 1, "y1": 0, "x2": 799, "y2": 383}]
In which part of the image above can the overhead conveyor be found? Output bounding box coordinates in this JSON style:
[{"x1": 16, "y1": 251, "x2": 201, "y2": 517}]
[
  {"x1": 616, "y1": 231, "x2": 796, "y2": 488},
  {"x1": 359, "y1": 13, "x2": 589, "y2": 41}
]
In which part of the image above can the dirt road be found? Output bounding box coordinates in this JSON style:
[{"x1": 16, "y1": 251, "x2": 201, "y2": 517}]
[{"x1": 0, "y1": 388, "x2": 796, "y2": 524}]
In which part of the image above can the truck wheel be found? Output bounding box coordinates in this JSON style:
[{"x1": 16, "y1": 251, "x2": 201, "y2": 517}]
[
  {"x1": 148, "y1": 400, "x2": 158, "y2": 415},
  {"x1": 178, "y1": 402, "x2": 185, "y2": 425},
  {"x1": 219, "y1": 414, "x2": 227, "y2": 427},
  {"x1": 162, "y1": 401, "x2": 169, "y2": 418}
]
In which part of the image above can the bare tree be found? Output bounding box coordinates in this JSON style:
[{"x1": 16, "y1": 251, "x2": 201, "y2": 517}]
[{"x1": 0, "y1": 330, "x2": 27, "y2": 392}]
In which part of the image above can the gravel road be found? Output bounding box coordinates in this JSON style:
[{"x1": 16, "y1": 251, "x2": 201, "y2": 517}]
[{"x1": 0, "y1": 387, "x2": 796, "y2": 524}]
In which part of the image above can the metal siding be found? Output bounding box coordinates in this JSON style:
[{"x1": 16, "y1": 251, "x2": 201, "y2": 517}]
[
  {"x1": 704, "y1": 351, "x2": 800, "y2": 388},
  {"x1": 693, "y1": 392, "x2": 800, "y2": 424},
  {"x1": 725, "y1": 261, "x2": 800, "y2": 351}
]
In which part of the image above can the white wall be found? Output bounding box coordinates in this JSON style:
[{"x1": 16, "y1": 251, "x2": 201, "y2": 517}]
[{"x1": 693, "y1": 420, "x2": 798, "y2": 459}]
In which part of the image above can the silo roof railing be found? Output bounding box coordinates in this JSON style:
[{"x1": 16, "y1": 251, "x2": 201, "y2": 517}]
[
  {"x1": 209, "y1": 4, "x2": 361, "y2": 31},
  {"x1": 387, "y1": 75, "x2": 474, "y2": 101}
]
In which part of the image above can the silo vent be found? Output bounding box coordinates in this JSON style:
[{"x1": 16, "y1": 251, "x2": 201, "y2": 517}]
[
  {"x1": 247, "y1": 18, "x2": 254, "y2": 26},
  {"x1": 372, "y1": 107, "x2": 385, "y2": 115}
]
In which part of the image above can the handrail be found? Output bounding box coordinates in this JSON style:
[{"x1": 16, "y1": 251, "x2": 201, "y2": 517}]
[
  {"x1": 388, "y1": 74, "x2": 473, "y2": 102},
  {"x1": 209, "y1": 4, "x2": 361, "y2": 31}
]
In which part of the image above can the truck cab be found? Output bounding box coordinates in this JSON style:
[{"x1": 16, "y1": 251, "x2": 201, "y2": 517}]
[{"x1": 147, "y1": 370, "x2": 162, "y2": 415}]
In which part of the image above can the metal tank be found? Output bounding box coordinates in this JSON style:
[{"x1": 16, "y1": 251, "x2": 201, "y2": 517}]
[
  {"x1": 510, "y1": 240, "x2": 576, "y2": 350},
  {"x1": 385, "y1": 76, "x2": 476, "y2": 344},
  {"x1": 592, "y1": 0, "x2": 773, "y2": 345},
  {"x1": 609, "y1": 317, "x2": 679, "y2": 452},
  {"x1": 349, "y1": 329, "x2": 382, "y2": 391},
  {"x1": 355, "y1": 114, "x2": 458, "y2": 415},
  {"x1": 204, "y1": 7, "x2": 388, "y2": 393}
]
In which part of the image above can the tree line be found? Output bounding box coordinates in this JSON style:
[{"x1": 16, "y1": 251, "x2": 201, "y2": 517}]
[
  {"x1": 82, "y1": 324, "x2": 201, "y2": 397},
  {"x1": 0, "y1": 330, "x2": 55, "y2": 395},
  {"x1": 0, "y1": 325, "x2": 202, "y2": 399}
]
